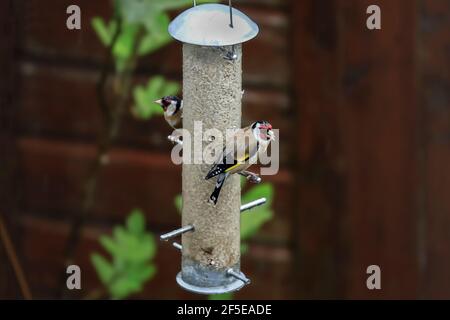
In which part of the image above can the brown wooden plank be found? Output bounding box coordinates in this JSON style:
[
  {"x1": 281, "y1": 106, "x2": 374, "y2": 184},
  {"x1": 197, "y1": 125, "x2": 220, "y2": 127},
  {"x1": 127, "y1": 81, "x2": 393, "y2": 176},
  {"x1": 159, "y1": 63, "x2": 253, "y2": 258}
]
[
  {"x1": 292, "y1": 0, "x2": 421, "y2": 299},
  {"x1": 15, "y1": 62, "x2": 294, "y2": 165},
  {"x1": 419, "y1": 0, "x2": 450, "y2": 299},
  {"x1": 423, "y1": 146, "x2": 450, "y2": 298},
  {"x1": 16, "y1": 137, "x2": 294, "y2": 243},
  {"x1": 0, "y1": 0, "x2": 17, "y2": 210},
  {"x1": 17, "y1": 215, "x2": 293, "y2": 299},
  {"x1": 235, "y1": 0, "x2": 289, "y2": 7},
  {"x1": 291, "y1": 0, "x2": 346, "y2": 299},
  {"x1": 339, "y1": 0, "x2": 419, "y2": 299},
  {"x1": 15, "y1": 0, "x2": 289, "y2": 87},
  {"x1": 0, "y1": 0, "x2": 23, "y2": 299}
]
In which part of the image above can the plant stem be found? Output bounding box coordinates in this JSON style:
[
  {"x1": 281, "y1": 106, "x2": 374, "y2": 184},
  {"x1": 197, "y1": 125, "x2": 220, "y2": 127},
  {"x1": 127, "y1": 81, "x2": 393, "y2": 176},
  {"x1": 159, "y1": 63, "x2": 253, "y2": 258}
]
[
  {"x1": 0, "y1": 214, "x2": 32, "y2": 299},
  {"x1": 57, "y1": 18, "x2": 145, "y2": 298}
]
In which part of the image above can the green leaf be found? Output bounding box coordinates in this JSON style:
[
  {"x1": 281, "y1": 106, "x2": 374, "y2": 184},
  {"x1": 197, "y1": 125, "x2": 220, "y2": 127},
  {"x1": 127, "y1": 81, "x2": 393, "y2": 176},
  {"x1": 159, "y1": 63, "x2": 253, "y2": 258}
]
[
  {"x1": 128, "y1": 264, "x2": 157, "y2": 283},
  {"x1": 174, "y1": 194, "x2": 182, "y2": 214},
  {"x1": 132, "y1": 76, "x2": 180, "y2": 120},
  {"x1": 118, "y1": 0, "x2": 196, "y2": 24},
  {"x1": 133, "y1": 87, "x2": 152, "y2": 119},
  {"x1": 113, "y1": 225, "x2": 140, "y2": 261},
  {"x1": 108, "y1": 263, "x2": 157, "y2": 299},
  {"x1": 91, "y1": 253, "x2": 115, "y2": 285},
  {"x1": 139, "y1": 12, "x2": 172, "y2": 56},
  {"x1": 109, "y1": 276, "x2": 142, "y2": 299},
  {"x1": 116, "y1": 0, "x2": 153, "y2": 24},
  {"x1": 112, "y1": 23, "x2": 139, "y2": 61},
  {"x1": 141, "y1": 265, "x2": 157, "y2": 282},
  {"x1": 116, "y1": 0, "x2": 219, "y2": 24},
  {"x1": 99, "y1": 235, "x2": 119, "y2": 256},
  {"x1": 162, "y1": 82, "x2": 181, "y2": 97},
  {"x1": 155, "y1": 0, "x2": 218, "y2": 11},
  {"x1": 92, "y1": 208, "x2": 158, "y2": 299},
  {"x1": 209, "y1": 292, "x2": 234, "y2": 300},
  {"x1": 147, "y1": 76, "x2": 165, "y2": 97},
  {"x1": 91, "y1": 17, "x2": 115, "y2": 47},
  {"x1": 240, "y1": 208, "x2": 272, "y2": 240},
  {"x1": 139, "y1": 233, "x2": 157, "y2": 261},
  {"x1": 113, "y1": 225, "x2": 131, "y2": 246},
  {"x1": 240, "y1": 243, "x2": 249, "y2": 255},
  {"x1": 117, "y1": 232, "x2": 154, "y2": 263},
  {"x1": 240, "y1": 183, "x2": 274, "y2": 240},
  {"x1": 138, "y1": 32, "x2": 172, "y2": 56},
  {"x1": 240, "y1": 175, "x2": 247, "y2": 189},
  {"x1": 126, "y1": 209, "x2": 146, "y2": 235}
]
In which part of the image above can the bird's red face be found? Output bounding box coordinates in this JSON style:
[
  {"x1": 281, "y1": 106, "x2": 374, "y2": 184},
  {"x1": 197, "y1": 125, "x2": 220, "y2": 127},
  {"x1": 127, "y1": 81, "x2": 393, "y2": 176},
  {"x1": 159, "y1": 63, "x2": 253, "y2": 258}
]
[{"x1": 255, "y1": 121, "x2": 274, "y2": 141}]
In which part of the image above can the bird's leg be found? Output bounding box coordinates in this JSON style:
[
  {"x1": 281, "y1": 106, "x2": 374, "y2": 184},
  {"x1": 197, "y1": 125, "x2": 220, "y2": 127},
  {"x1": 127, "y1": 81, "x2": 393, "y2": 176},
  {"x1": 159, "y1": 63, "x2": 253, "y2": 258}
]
[{"x1": 239, "y1": 171, "x2": 262, "y2": 184}]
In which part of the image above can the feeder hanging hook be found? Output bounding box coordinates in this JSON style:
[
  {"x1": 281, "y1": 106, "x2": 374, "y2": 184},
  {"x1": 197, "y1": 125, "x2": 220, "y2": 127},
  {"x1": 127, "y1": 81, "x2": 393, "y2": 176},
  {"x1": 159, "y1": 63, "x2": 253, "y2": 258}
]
[{"x1": 229, "y1": 0, "x2": 234, "y2": 28}]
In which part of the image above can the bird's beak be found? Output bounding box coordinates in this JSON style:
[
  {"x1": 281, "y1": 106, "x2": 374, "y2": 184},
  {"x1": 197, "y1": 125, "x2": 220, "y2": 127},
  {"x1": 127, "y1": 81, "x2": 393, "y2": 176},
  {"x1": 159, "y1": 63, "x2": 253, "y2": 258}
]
[{"x1": 154, "y1": 99, "x2": 162, "y2": 105}]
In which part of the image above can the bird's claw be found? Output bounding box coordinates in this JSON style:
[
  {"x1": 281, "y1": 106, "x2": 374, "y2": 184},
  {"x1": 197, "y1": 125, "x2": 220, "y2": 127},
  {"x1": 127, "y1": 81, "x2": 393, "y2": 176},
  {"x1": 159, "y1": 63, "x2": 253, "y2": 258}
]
[
  {"x1": 207, "y1": 198, "x2": 217, "y2": 207},
  {"x1": 247, "y1": 174, "x2": 261, "y2": 184},
  {"x1": 241, "y1": 171, "x2": 261, "y2": 184}
]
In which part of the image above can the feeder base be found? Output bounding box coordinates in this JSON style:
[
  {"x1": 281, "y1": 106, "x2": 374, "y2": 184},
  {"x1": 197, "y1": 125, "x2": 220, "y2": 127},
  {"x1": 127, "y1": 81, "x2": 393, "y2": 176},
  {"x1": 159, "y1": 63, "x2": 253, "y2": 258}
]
[{"x1": 176, "y1": 272, "x2": 245, "y2": 295}]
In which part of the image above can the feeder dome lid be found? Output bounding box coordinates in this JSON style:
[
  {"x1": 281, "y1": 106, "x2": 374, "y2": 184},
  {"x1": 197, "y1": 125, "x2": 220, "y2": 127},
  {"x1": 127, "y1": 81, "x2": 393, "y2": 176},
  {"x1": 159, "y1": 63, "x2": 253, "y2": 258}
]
[{"x1": 168, "y1": 4, "x2": 259, "y2": 46}]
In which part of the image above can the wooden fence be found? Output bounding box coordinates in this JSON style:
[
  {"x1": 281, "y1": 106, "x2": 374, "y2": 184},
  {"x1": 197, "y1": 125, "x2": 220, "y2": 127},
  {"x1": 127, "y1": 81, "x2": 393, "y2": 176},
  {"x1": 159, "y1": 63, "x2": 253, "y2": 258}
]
[{"x1": 0, "y1": 0, "x2": 449, "y2": 299}]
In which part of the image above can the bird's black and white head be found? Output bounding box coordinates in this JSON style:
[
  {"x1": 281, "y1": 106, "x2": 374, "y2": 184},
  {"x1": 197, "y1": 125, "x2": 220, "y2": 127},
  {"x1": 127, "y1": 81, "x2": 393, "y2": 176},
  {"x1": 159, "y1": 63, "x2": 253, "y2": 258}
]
[
  {"x1": 252, "y1": 120, "x2": 275, "y2": 143},
  {"x1": 154, "y1": 96, "x2": 182, "y2": 116}
]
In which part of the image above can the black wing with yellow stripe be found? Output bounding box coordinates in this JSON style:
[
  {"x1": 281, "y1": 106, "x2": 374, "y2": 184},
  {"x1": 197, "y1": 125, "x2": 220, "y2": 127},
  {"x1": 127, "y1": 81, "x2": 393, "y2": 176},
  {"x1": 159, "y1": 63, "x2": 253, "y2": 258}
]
[{"x1": 205, "y1": 152, "x2": 250, "y2": 180}]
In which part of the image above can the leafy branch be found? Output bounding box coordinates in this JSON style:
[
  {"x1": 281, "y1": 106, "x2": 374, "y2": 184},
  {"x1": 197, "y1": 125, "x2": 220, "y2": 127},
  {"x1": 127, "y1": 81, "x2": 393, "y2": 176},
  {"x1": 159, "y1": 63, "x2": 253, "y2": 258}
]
[{"x1": 90, "y1": 209, "x2": 157, "y2": 299}]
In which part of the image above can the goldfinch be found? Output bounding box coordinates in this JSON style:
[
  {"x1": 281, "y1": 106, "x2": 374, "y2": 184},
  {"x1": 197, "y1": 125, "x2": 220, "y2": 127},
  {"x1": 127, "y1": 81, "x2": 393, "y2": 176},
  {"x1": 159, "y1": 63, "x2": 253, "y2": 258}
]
[
  {"x1": 155, "y1": 96, "x2": 183, "y2": 129},
  {"x1": 205, "y1": 121, "x2": 275, "y2": 205}
]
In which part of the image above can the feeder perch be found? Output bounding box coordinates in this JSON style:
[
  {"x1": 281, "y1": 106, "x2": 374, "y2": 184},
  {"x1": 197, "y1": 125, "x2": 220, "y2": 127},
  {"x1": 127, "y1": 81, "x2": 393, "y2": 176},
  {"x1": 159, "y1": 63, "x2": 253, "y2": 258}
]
[
  {"x1": 173, "y1": 242, "x2": 183, "y2": 251},
  {"x1": 166, "y1": 2, "x2": 259, "y2": 295},
  {"x1": 240, "y1": 198, "x2": 267, "y2": 213},
  {"x1": 160, "y1": 225, "x2": 194, "y2": 241}
]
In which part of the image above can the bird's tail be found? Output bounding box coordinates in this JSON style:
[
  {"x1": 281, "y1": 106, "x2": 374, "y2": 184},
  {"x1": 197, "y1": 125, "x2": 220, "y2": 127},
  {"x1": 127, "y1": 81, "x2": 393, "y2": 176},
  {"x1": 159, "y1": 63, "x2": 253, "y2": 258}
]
[{"x1": 208, "y1": 173, "x2": 228, "y2": 205}]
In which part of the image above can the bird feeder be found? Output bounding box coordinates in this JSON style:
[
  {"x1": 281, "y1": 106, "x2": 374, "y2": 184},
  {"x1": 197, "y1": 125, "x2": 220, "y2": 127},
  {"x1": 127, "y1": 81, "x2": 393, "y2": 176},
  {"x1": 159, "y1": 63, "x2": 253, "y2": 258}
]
[{"x1": 160, "y1": 2, "x2": 260, "y2": 295}]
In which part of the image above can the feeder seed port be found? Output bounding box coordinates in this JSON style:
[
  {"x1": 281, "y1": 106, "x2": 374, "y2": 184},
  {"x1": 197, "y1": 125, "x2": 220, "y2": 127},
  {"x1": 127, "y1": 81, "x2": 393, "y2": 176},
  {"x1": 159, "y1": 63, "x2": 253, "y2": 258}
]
[{"x1": 220, "y1": 45, "x2": 238, "y2": 61}]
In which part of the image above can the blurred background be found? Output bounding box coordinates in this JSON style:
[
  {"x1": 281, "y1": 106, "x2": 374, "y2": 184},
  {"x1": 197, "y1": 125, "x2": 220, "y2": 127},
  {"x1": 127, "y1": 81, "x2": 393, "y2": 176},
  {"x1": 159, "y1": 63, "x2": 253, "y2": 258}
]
[{"x1": 0, "y1": 0, "x2": 449, "y2": 299}]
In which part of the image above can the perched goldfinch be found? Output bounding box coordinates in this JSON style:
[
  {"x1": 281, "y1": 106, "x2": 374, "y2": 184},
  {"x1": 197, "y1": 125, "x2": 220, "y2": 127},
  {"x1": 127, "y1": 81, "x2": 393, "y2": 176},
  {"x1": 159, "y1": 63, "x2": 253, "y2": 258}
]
[
  {"x1": 155, "y1": 96, "x2": 183, "y2": 129},
  {"x1": 205, "y1": 121, "x2": 275, "y2": 205}
]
